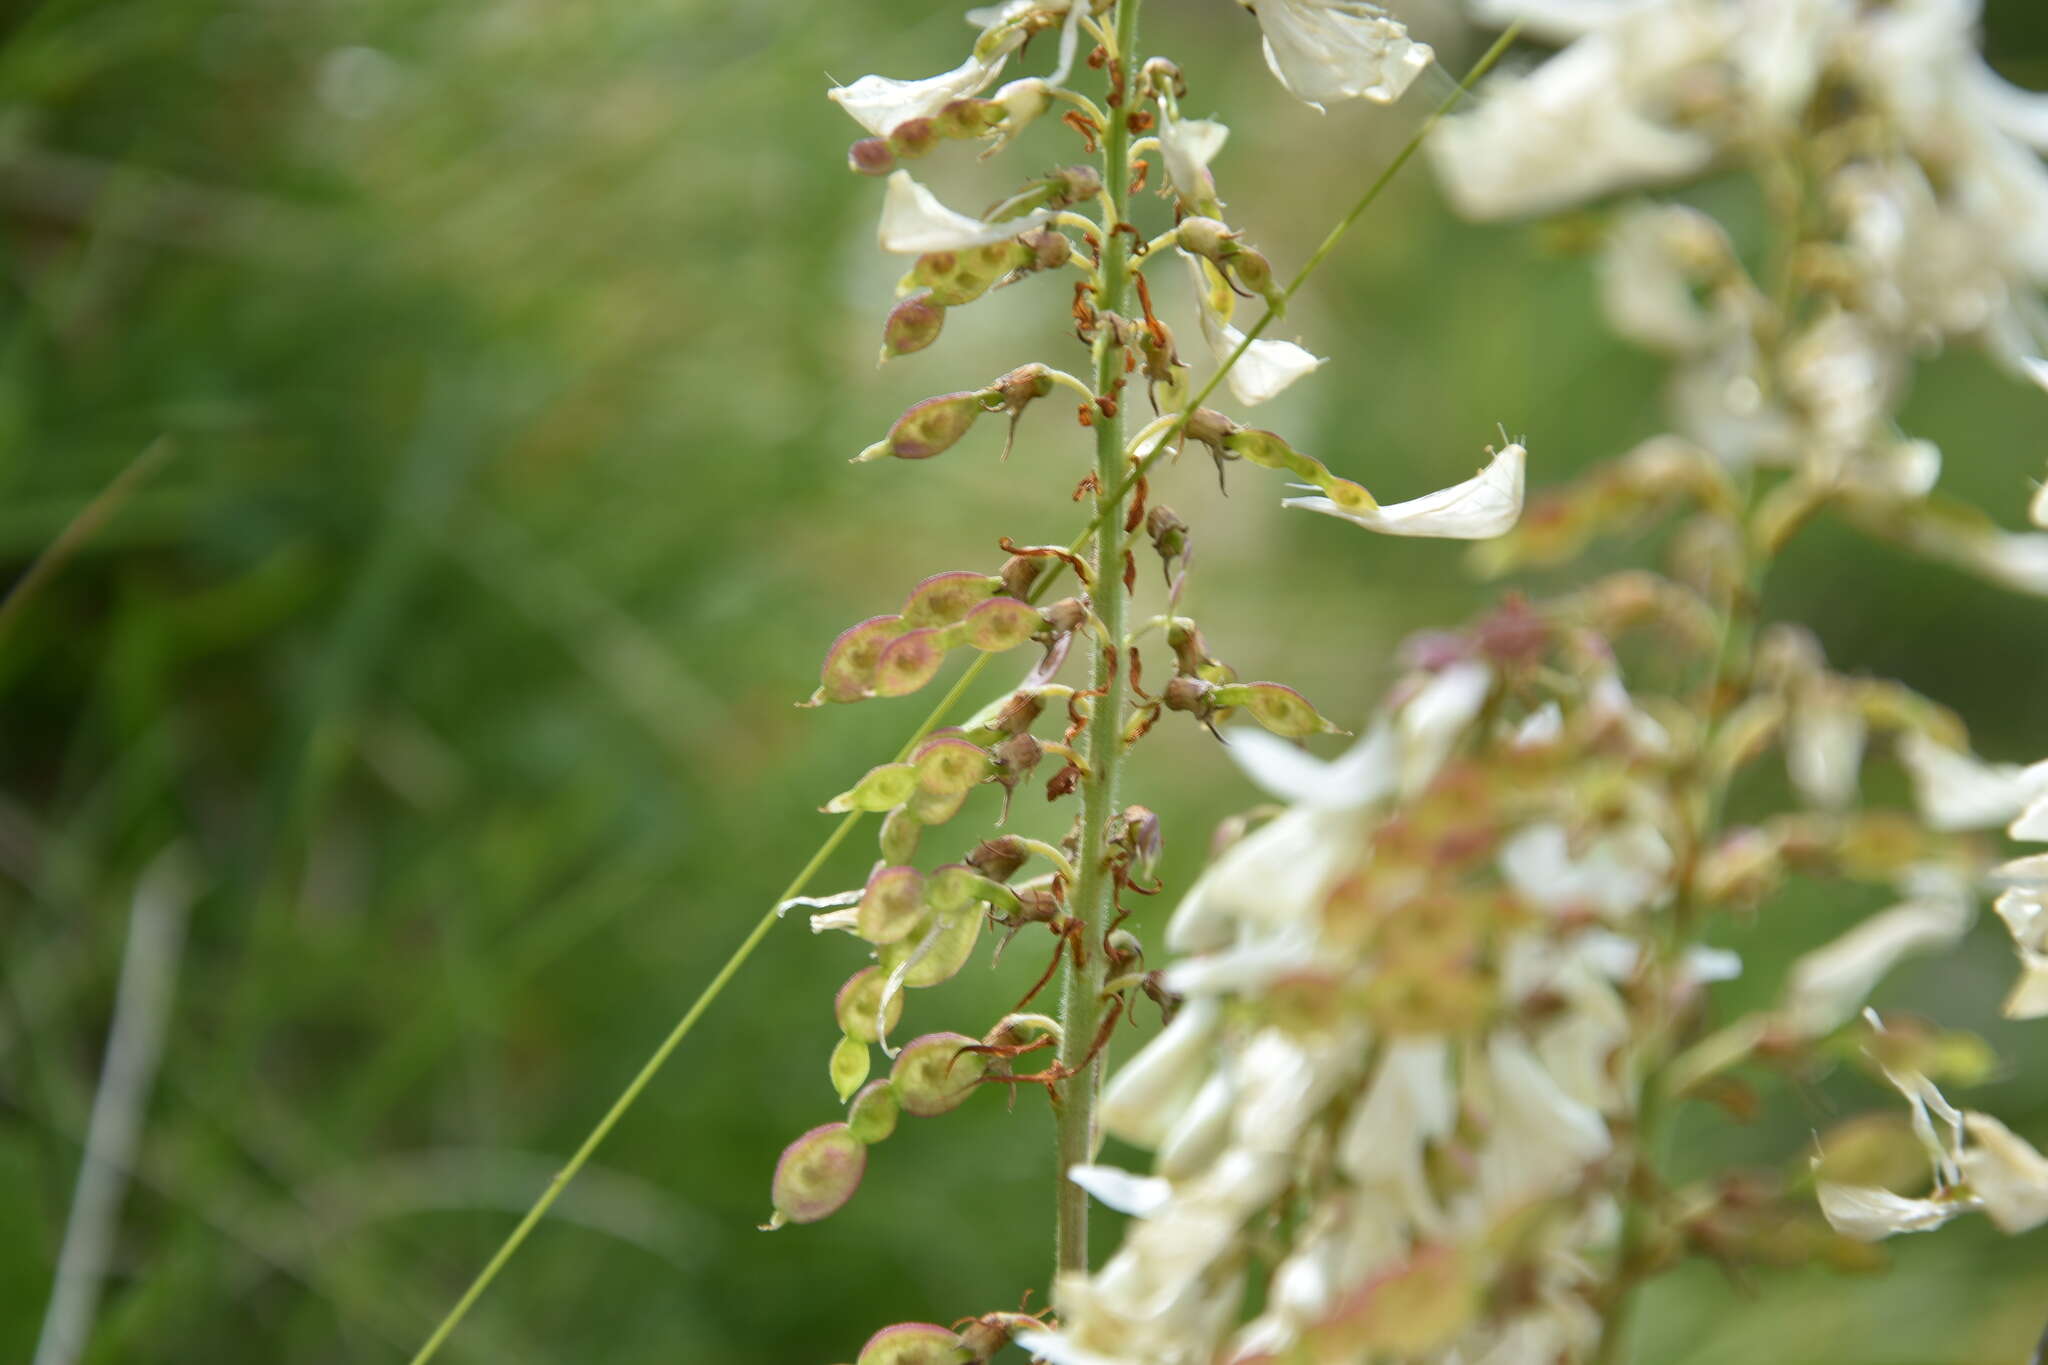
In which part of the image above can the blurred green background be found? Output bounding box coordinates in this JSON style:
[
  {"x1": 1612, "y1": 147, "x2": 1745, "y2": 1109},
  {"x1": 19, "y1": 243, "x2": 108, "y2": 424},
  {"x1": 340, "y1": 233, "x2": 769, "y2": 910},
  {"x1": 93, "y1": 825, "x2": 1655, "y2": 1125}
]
[{"x1": 5, "y1": 1, "x2": 2048, "y2": 1361}]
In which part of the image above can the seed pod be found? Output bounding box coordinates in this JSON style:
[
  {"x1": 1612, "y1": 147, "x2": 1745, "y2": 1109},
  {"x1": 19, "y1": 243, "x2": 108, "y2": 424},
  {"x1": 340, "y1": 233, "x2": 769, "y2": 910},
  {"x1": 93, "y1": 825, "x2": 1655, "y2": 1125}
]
[
  {"x1": 856, "y1": 1322, "x2": 972, "y2": 1365},
  {"x1": 824, "y1": 762, "x2": 919, "y2": 813},
  {"x1": 901, "y1": 571, "x2": 999, "y2": 628},
  {"x1": 857, "y1": 865, "x2": 928, "y2": 945},
  {"x1": 768, "y1": 1122, "x2": 866, "y2": 1227},
  {"x1": 907, "y1": 783, "x2": 971, "y2": 826},
  {"x1": 835, "y1": 965, "x2": 906, "y2": 1044},
  {"x1": 880, "y1": 906, "x2": 983, "y2": 988},
  {"x1": 882, "y1": 293, "x2": 946, "y2": 360},
  {"x1": 819, "y1": 615, "x2": 906, "y2": 703},
  {"x1": 1176, "y1": 216, "x2": 1236, "y2": 259},
  {"x1": 886, "y1": 116, "x2": 939, "y2": 159},
  {"x1": 914, "y1": 735, "x2": 994, "y2": 794},
  {"x1": 1214, "y1": 681, "x2": 1344, "y2": 739},
  {"x1": 925, "y1": 862, "x2": 1019, "y2": 915},
  {"x1": 1224, "y1": 427, "x2": 1321, "y2": 479},
  {"x1": 932, "y1": 97, "x2": 1003, "y2": 139},
  {"x1": 856, "y1": 392, "x2": 986, "y2": 462},
  {"x1": 847, "y1": 1079, "x2": 900, "y2": 1144},
  {"x1": 848, "y1": 138, "x2": 895, "y2": 176},
  {"x1": 890, "y1": 1032, "x2": 989, "y2": 1116},
  {"x1": 830, "y1": 1034, "x2": 871, "y2": 1102},
  {"x1": 874, "y1": 628, "x2": 949, "y2": 697},
  {"x1": 906, "y1": 241, "x2": 1028, "y2": 306},
  {"x1": 878, "y1": 807, "x2": 922, "y2": 864},
  {"x1": 964, "y1": 596, "x2": 1043, "y2": 651}
]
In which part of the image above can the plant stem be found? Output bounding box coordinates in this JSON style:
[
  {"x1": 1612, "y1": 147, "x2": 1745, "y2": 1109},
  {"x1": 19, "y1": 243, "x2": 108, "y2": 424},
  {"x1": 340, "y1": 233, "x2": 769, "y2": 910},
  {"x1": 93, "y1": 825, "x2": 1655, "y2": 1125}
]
[{"x1": 1052, "y1": 0, "x2": 1142, "y2": 1280}]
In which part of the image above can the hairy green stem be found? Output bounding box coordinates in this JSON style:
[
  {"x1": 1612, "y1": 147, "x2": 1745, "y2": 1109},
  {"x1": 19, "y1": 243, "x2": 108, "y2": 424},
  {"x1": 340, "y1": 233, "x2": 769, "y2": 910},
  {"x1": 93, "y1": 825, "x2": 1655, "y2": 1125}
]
[{"x1": 1052, "y1": 0, "x2": 1143, "y2": 1280}]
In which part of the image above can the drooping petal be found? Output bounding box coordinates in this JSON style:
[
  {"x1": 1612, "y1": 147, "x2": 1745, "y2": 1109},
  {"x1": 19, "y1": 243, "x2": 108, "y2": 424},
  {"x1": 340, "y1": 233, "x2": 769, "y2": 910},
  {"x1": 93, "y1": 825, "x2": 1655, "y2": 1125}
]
[
  {"x1": 1898, "y1": 732, "x2": 2048, "y2": 831},
  {"x1": 1283, "y1": 444, "x2": 1526, "y2": 539},
  {"x1": 1782, "y1": 869, "x2": 1974, "y2": 1036},
  {"x1": 1224, "y1": 722, "x2": 1398, "y2": 810},
  {"x1": 1069, "y1": 1164, "x2": 1175, "y2": 1218},
  {"x1": 829, "y1": 53, "x2": 1008, "y2": 136},
  {"x1": 876, "y1": 170, "x2": 1052, "y2": 254},
  {"x1": 1962, "y1": 1113, "x2": 2048, "y2": 1234},
  {"x1": 1816, "y1": 1180, "x2": 1969, "y2": 1241},
  {"x1": 1185, "y1": 253, "x2": 1323, "y2": 405},
  {"x1": 1098, "y1": 998, "x2": 1221, "y2": 1148},
  {"x1": 1159, "y1": 112, "x2": 1229, "y2": 212},
  {"x1": 1248, "y1": 0, "x2": 1436, "y2": 108}
]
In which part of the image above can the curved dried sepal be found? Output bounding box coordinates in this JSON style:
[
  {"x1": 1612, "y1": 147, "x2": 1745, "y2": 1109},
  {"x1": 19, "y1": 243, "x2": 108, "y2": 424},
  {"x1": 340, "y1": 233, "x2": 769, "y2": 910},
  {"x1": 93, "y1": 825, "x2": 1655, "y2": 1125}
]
[
  {"x1": 823, "y1": 762, "x2": 919, "y2": 813},
  {"x1": 902, "y1": 570, "x2": 1001, "y2": 627},
  {"x1": 819, "y1": 615, "x2": 908, "y2": 703},
  {"x1": 1214, "y1": 681, "x2": 1346, "y2": 739},
  {"x1": 855, "y1": 1322, "x2": 972, "y2": 1365},
  {"x1": 890, "y1": 1033, "x2": 990, "y2": 1117},
  {"x1": 768, "y1": 1122, "x2": 867, "y2": 1226},
  {"x1": 874, "y1": 628, "x2": 950, "y2": 698},
  {"x1": 830, "y1": 1034, "x2": 871, "y2": 1103},
  {"x1": 963, "y1": 595, "x2": 1045, "y2": 651},
  {"x1": 881, "y1": 905, "x2": 984, "y2": 988},
  {"x1": 914, "y1": 734, "x2": 996, "y2": 795},
  {"x1": 857, "y1": 865, "x2": 928, "y2": 945},
  {"x1": 835, "y1": 965, "x2": 905, "y2": 1044},
  {"x1": 847, "y1": 1078, "x2": 901, "y2": 1144}
]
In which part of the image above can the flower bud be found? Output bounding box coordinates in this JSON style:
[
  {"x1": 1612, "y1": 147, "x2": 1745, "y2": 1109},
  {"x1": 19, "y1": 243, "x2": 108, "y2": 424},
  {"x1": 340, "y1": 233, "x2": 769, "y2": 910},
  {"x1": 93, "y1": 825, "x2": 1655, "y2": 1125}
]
[
  {"x1": 882, "y1": 293, "x2": 946, "y2": 360},
  {"x1": 830, "y1": 1033, "x2": 871, "y2": 1102},
  {"x1": 964, "y1": 595, "x2": 1044, "y2": 650},
  {"x1": 886, "y1": 116, "x2": 939, "y2": 159},
  {"x1": 835, "y1": 965, "x2": 905, "y2": 1044},
  {"x1": 878, "y1": 806, "x2": 922, "y2": 864},
  {"x1": 1017, "y1": 226, "x2": 1071, "y2": 272},
  {"x1": 767, "y1": 1122, "x2": 866, "y2": 1227},
  {"x1": 874, "y1": 627, "x2": 948, "y2": 697},
  {"x1": 848, "y1": 137, "x2": 895, "y2": 176},
  {"x1": 818, "y1": 615, "x2": 905, "y2": 703},
  {"x1": 890, "y1": 1032, "x2": 989, "y2": 1116},
  {"x1": 856, "y1": 392, "x2": 986, "y2": 462},
  {"x1": 1040, "y1": 596, "x2": 1089, "y2": 635},
  {"x1": 858, "y1": 865, "x2": 927, "y2": 944},
  {"x1": 847, "y1": 1078, "x2": 900, "y2": 1144},
  {"x1": 823, "y1": 761, "x2": 919, "y2": 813},
  {"x1": 1176, "y1": 216, "x2": 1236, "y2": 259},
  {"x1": 1163, "y1": 675, "x2": 1216, "y2": 716},
  {"x1": 1146, "y1": 504, "x2": 1189, "y2": 562},
  {"x1": 993, "y1": 76, "x2": 1052, "y2": 131},
  {"x1": 966, "y1": 834, "x2": 1030, "y2": 881},
  {"x1": 1214, "y1": 681, "x2": 1345, "y2": 738},
  {"x1": 856, "y1": 1323, "x2": 972, "y2": 1365}
]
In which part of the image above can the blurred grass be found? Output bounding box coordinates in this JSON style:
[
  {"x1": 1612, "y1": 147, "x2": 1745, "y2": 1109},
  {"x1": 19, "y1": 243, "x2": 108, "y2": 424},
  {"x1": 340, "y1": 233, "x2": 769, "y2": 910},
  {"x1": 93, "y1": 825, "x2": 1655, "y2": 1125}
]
[{"x1": 1, "y1": 1, "x2": 2047, "y2": 1362}]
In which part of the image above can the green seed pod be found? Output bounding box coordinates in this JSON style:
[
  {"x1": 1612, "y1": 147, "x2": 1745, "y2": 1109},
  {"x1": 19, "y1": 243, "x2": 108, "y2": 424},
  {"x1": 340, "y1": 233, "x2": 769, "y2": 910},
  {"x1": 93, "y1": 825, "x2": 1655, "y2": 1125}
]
[
  {"x1": 880, "y1": 906, "x2": 983, "y2": 988},
  {"x1": 769, "y1": 1122, "x2": 866, "y2": 1226},
  {"x1": 878, "y1": 807, "x2": 922, "y2": 865},
  {"x1": 857, "y1": 865, "x2": 927, "y2": 945},
  {"x1": 882, "y1": 293, "x2": 946, "y2": 360},
  {"x1": 830, "y1": 1034, "x2": 871, "y2": 1102},
  {"x1": 1230, "y1": 247, "x2": 1281, "y2": 309},
  {"x1": 890, "y1": 1033, "x2": 989, "y2": 1117},
  {"x1": 906, "y1": 783, "x2": 971, "y2": 826},
  {"x1": 819, "y1": 615, "x2": 907, "y2": 703},
  {"x1": 856, "y1": 392, "x2": 985, "y2": 463},
  {"x1": 914, "y1": 735, "x2": 994, "y2": 795},
  {"x1": 906, "y1": 242, "x2": 1028, "y2": 307},
  {"x1": 824, "y1": 762, "x2": 919, "y2": 813},
  {"x1": 1176, "y1": 215, "x2": 1236, "y2": 260},
  {"x1": 835, "y1": 966, "x2": 905, "y2": 1044},
  {"x1": 856, "y1": 1323, "x2": 972, "y2": 1365},
  {"x1": 901, "y1": 571, "x2": 1000, "y2": 627},
  {"x1": 964, "y1": 596, "x2": 1043, "y2": 651},
  {"x1": 1224, "y1": 427, "x2": 1320, "y2": 478},
  {"x1": 886, "y1": 116, "x2": 939, "y2": 159},
  {"x1": 1215, "y1": 681, "x2": 1344, "y2": 739},
  {"x1": 847, "y1": 1078, "x2": 900, "y2": 1143},
  {"x1": 874, "y1": 628, "x2": 949, "y2": 697},
  {"x1": 933, "y1": 96, "x2": 1003, "y2": 139},
  {"x1": 923, "y1": 862, "x2": 982, "y2": 914}
]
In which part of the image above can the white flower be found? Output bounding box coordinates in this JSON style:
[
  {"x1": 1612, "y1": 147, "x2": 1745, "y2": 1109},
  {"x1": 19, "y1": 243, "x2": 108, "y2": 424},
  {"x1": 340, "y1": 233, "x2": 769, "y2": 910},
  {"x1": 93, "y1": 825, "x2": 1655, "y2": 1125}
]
[
  {"x1": 1598, "y1": 202, "x2": 1736, "y2": 353},
  {"x1": 1396, "y1": 659, "x2": 1494, "y2": 795},
  {"x1": 1898, "y1": 731, "x2": 2048, "y2": 831},
  {"x1": 1960, "y1": 1113, "x2": 2048, "y2": 1234},
  {"x1": 1816, "y1": 1180, "x2": 1969, "y2": 1242},
  {"x1": 1336, "y1": 1038, "x2": 1456, "y2": 1229},
  {"x1": 1782, "y1": 868, "x2": 1974, "y2": 1036},
  {"x1": 1184, "y1": 255, "x2": 1323, "y2": 406},
  {"x1": 1993, "y1": 857, "x2": 2048, "y2": 1018},
  {"x1": 828, "y1": 52, "x2": 1010, "y2": 137},
  {"x1": 1283, "y1": 443, "x2": 1527, "y2": 539},
  {"x1": 1240, "y1": 0, "x2": 1436, "y2": 109},
  {"x1": 1786, "y1": 692, "x2": 1867, "y2": 810},
  {"x1": 1162, "y1": 805, "x2": 1356, "y2": 954},
  {"x1": 1474, "y1": 1031, "x2": 1611, "y2": 1212},
  {"x1": 1070, "y1": 1164, "x2": 1175, "y2": 1218},
  {"x1": 1098, "y1": 997, "x2": 1222, "y2": 1148},
  {"x1": 875, "y1": 170, "x2": 1052, "y2": 254},
  {"x1": 1159, "y1": 109, "x2": 1229, "y2": 213},
  {"x1": 1498, "y1": 821, "x2": 1673, "y2": 921},
  {"x1": 1223, "y1": 721, "x2": 1399, "y2": 810}
]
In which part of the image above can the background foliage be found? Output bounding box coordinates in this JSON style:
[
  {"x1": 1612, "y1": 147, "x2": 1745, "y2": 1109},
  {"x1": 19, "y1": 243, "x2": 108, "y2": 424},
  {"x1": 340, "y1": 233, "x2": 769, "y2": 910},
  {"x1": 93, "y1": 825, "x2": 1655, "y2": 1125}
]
[{"x1": 3, "y1": 1, "x2": 2048, "y2": 1361}]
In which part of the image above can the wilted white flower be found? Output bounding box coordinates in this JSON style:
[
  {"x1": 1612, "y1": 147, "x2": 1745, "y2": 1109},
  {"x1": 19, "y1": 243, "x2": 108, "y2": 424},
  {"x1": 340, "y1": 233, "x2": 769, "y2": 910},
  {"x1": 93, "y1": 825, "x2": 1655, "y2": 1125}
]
[
  {"x1": 1184, "y1": 254, "x2": 1324, "y2": 405},
  {"x1": 875, "y1": 170, "x2": 1053, "y2": 253},
  {"x1": 829, "y1": 52, "x2": 1011, "y2": 137},
  {"x1": 1158, "y1": 107, "x2": 1229, "y2": 214},
  {"x1": 1239, "y1": 0, "x2": 1436, "y2": 109},
  {"x1": 1283, "y1": 442, "x2": 1527, "y2": 538},
  {"x1": 1816, "y1": 1180, "x2": 1970, "y2": 1242}
]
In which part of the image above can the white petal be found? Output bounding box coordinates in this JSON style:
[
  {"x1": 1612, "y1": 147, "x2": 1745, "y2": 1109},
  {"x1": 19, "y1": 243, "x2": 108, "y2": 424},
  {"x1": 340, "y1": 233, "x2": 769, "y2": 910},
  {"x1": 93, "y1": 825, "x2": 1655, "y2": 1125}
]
[
  {"x1": 2031, "y1": 476, "x2": 2048, "y2": 533},
  {"x1": 1156, "y1": 1071, "x2": 1236, "y2": 1180},
  {"x1": 876, "y1": 170, "x2": 1051, "y2": 254},
  {"x1": 1512, "y1": 701, "x2": 1564, "y2": 748},
  {"x1": 1783, "y1": 874, "x2": 1974, "y2": 1036},
  {"x1": 1284, "y1": 444, "x2": 1526, "y2": 539},
  {"x1": 1185, "y1": 253, "x2": 1322, "y2": 405},
  {"x1": 1816, "y1": 1180, "x2": 1967, "y2": 1241},
  {"x1": 829, "y1": 53, "x2": 1006, "y2": 136},
  {"x1": 1010, "y1": 1329, "x2": 1124, "y2": 1365},
  {"x1": 1961, "y1": 1113, "x2": 2048, "y2": 1234},
  {"x1": 1477, "y1": 1031, "x2": 1611, "y2": 1210},
  {"x1": 1098, "y1": 998, "x2": 1220, "y2": 1149},
  {"x1": 1499, "y1": 821, "x2": 1673, "y2": 921},
  {"x1": 1397, "y1": 660, "x2": 1493, "y2": 795},
  {"x1": 1160, "y1": 114, "x2": 1229, "y2": 210},
  {"x1": 1254, "y1": 0, "x2": 1435, "y2": 108},
  {"x1": 1898, "y1": 732, "x2": 2048, "y2": 831},
  {"x1": 1787, "y1": 704, "x2": 1866, "y2": 810},
  {"x1": 1684, "y1": 945, "x2": 1744, "y2": 983},
  {"x1": 1224, "y1": 722, "x2": 1397, "y2": 809},
  {"x1": 1069, "y1": 1164, "x2": 1174, "y2": 1218}
]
